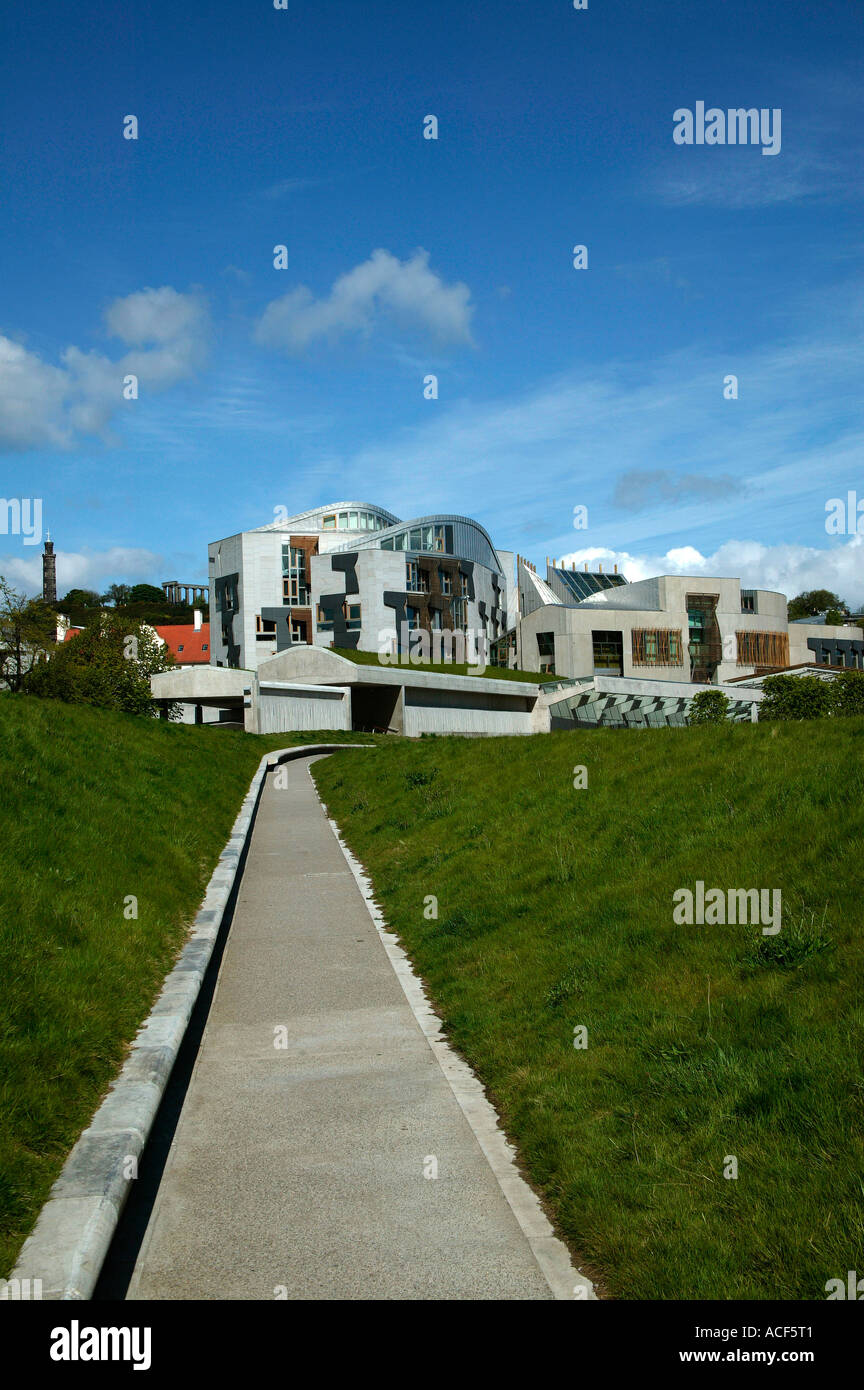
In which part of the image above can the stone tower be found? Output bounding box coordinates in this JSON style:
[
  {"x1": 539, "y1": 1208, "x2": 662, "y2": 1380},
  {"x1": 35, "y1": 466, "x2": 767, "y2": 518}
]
[{"x1": 42, "y1": 534, "x2": 57, "y2": 605}]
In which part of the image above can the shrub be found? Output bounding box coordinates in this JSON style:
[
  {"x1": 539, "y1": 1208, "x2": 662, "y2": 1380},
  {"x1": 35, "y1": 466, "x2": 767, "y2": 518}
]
[
  {"x1": 829, "y1": 669, "x2": 864, "y2": 717},
  {"x1": 23, "y1": 614, "x2": 174, "y2": 716},
  {"x1": 759, "y1": 670, "x2": 864, "y2": 721},
  {"x1": 688, "y1": 689, "x2": 731, "y2": 725}
]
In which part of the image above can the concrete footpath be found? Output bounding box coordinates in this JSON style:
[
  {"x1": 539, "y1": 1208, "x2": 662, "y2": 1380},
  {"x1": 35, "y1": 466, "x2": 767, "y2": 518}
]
[{"x1": 127, "y1": 755, "x2": 562, "y2": 1301}]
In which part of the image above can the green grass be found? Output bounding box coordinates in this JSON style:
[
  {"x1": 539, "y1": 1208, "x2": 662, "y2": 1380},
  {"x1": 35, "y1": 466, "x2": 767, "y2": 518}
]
[
  {"x1": 0, "y1": 695, "x2": 383, "y2": 1276},
  {"x1": 313, "y1": 719, "x2": 864, "y2": 1299},
  {"x1": 331, "y1": 647, "x2": 557, "y2": 683}
]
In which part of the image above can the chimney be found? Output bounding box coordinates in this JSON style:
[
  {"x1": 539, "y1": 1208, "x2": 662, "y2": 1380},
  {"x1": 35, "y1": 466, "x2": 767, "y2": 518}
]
[
  {"x1": 194, "y1": 609, "x2": 203, "y2": 632},
  {"x1": 598, "y1": 563, "x2": 603, "y2": 573},
  {"x1": 614, "y1": 564, "x2": 618, "y2": 575}
]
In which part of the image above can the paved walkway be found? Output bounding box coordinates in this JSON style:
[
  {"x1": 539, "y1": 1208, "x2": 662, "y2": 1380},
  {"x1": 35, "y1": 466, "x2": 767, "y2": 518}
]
[{"x1": 128, "y1": 755, "x2": 555, "y2": 1300}]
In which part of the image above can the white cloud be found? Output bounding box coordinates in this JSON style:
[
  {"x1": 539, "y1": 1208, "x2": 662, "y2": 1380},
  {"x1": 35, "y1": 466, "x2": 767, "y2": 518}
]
[
  {"x1": 0, "y1": 287, "x2": 209, "y2": 451},
  {"x1": 0, "y1": 545, "x2": 165, "y2": 598},
  {"x1": 254, "y1": 249, "x2": 474, "y2": 354},
  {"x1": 556, "y1": 535, "x2": 864, "y2": 608}
]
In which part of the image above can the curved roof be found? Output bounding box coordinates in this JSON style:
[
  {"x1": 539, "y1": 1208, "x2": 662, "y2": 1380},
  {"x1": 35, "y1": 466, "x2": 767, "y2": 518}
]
[
  {"x1": 332, "y1": 513, "x2": 505, "y2": 572},
  {"x1": 252, "y1": 502, "x2": 401, "y2": 533}
]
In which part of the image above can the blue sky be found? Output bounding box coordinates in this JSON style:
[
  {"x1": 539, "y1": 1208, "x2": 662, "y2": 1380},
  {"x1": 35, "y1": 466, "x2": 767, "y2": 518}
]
[{"x1": 1, "y1": 0, "x2": 862, "y2": 604}]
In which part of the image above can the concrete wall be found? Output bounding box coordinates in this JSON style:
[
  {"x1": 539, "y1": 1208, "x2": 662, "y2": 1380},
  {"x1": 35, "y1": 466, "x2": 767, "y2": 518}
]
[
  {"x1": 788, "y1": 620, "x2": 864, "y2": 666},
  {"x1": 311, "y1": 548, "x2": 407, "y2": 652},
  {"x1": 255, "y1": 684, "x2": 350, "y2": 734},
  {"x1": 402, "y1": 685, "x2": 534, "y2": 737}
]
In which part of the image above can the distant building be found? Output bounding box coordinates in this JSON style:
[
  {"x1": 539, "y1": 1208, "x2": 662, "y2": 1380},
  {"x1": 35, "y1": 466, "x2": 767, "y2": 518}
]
[
  {"x1": 152, "y1": 501, "x2": 864, "y2": 735},
  {"x1": 42, "y1": 536, "x2": 56, "y2": 605},
  {"x1": 514, "y1": 560, "x2": 864, "y2": 683},
  {"x1": 209, "y1": 502, "x2": 509, "y2": 672}
]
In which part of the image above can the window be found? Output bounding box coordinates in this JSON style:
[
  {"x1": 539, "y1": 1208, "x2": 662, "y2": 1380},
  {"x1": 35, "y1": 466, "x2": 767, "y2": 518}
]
[
  {"x1": 430, "y1": 608, "x2": 443, "y2": 631},
  {"x1": 282, "y1": 545, "x2": 310, "y2": 607},
  {"x1": 741, "y1": 590, "x2": 757, "y2": 614},
  {"x1": 409, "y1": 527, "x2": 422, "y2": 550},
  {"x1": 316, "y1": 602, "x2": 338, "y2": 632},
  {"x1": 736, "y1": 631, "x2": 790, "y2": 669},
  {"x1": 592, "y1": 630, "x2": 623, "y2": 674},
  {"x1": 348, "y1": 511, "x2": 359, "y2": 529},
  {"x1": 347, "y1": 603, "x2": 362, "y2": 631},
  {"x1": 406, "y1": 560, "x2": 420, "y2": 593},
  {"x1": 256, "y1": 616, "x2": 277, "y2": 641},
  {"x1": 537, "y1": 632, "x2": 555, "y2": 657},
  {"x1": 439, "y1": 568, "x2": 452, "y2": 595},
  {"x1": 218, "y1": 578, "x2": 238, "y2": 613},
  {"x1": 290, "y1": 618, "x2": 308, "y2": 644},
  {"x1": 452, "y1": 597, "x2": 467, "y2": 630},
  {"x1": 632, "y1": 629, "x2": 684, "y2": 667},
  {"x1": 406, "y1": 605, "x2": 420, "y2": 630},
  {"x1": 202, "y1": 644, "x2": 208, "y2": 652},
  {"x1": 338, "y1": 512, "x2": 349, "y2": 529},
  {"x1": 177, "y1": 644, "x2": 184, "y2": 653},
  {"x1": 322, "y1": 515, "x2": 336, "y2": 530}
]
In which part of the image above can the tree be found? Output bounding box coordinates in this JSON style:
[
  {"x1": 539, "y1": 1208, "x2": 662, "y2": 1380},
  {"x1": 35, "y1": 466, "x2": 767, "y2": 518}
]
[
  {"x1": 787, "y1": 590, "x2": 849, "y2": 621},
  {"x1": 0, "y1": 578, "x2": 57, "y2": 692},
  {"x1": 23, "y1": 612, "x2": 176, "y2": 715},
  {"x1": 128, "y1": 583, "x2": 167, "y2": 605},
  {"x1": 688, "y1": 689, "x2": 731, "y2": 725},
  {"x1": 62, "y1": 588, "x2": 101, "y2": 608},
  {"x1": 101, "y1": 583, "x2": 131, "y2": 607}
]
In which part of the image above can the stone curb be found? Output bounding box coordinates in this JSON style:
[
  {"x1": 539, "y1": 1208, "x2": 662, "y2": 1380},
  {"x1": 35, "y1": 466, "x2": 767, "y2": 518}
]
[
  {"x1": 9, "y1": 742, "x2": 374, "y2": 1301},
  {"x1": 318, "y1": 776, "x2": 597, "y2": 1302}
]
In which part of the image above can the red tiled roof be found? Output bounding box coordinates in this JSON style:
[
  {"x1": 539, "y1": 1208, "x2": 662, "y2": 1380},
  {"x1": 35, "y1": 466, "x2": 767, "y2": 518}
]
[
  {"x1": 61, "y1": 623, "x2": 210, "y2": 663},
  {"x1": 154, "y1": 624, "x2": 211, "y2": 664}
]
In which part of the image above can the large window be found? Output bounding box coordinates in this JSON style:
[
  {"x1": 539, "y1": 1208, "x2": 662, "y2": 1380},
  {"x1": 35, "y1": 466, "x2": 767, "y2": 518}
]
[
  {"x1": 736, "y1": 631, "x2": 789, "y2": 669},
  {"x1": 592, "y1": 630, "x2": 623, "y2": 674},
  {"x1": 282, "y1": 545, "x2": 310, "y2": 606},
  {"x1": 632, "y1": 629, "x2": 684, "y2": 667},
  {"x1": 452, "y1": 596, "x2": 467, "y2": 630},
  {"x1": 741, "y1": 590, "x2": 757, "y2": 614}
]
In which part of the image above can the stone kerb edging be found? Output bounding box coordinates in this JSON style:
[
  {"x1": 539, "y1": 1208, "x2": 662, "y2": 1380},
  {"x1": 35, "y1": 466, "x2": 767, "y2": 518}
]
[{"x1": 9, "y1": 743, "x2": 373, "y2": 1301}]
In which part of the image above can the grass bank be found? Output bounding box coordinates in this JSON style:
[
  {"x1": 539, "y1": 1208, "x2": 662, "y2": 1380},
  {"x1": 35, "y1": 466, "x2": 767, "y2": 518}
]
[
  {"x1": 331, "y1": 647, "x2": 556, "y2": 683},
  {"x1": 313, "y1": 719, "x2": 864, "y2": 1299},
  {"x1": 0, "y1": 694, "x2": 380, "y2": 1275}
]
